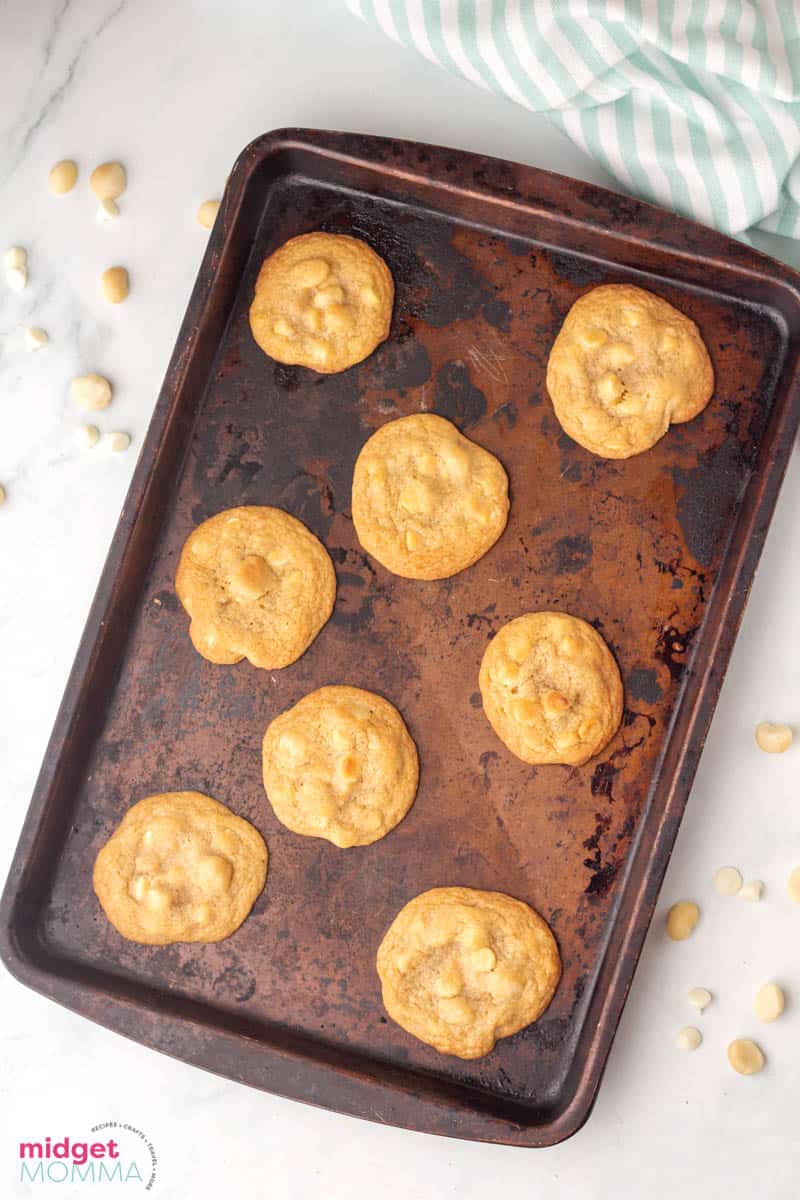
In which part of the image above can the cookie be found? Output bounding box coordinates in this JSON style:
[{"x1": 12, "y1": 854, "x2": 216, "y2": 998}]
[
  {"x1": 249, "y1": 232, "x2": 393, "y2": 374},
  {"x1": 377, "y1": 886, "x2": 561, "y2": 1059},
  {"x1": 479, "y1": 611, "x2": 623, "y2": 766},
  {"x1": 351, "y1": 413, "x2": 509, "y2": 580},
  {"x1": 263, "y1": 685, "x2": 419, "y2": 848},
  {"x1": 93, "y1": 791, "x2": 268, "y2": 945},
  {"x1": 175, "y1": 506, "x2": 336, "y2": 670},
  {"x1": 546, "y1": 283, "x2": 714, "y2": 458}
]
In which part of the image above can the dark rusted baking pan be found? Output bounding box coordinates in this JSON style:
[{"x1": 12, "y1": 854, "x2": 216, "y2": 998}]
[{"x1": 3, "y1": 130, "x2": 800, "y2": 1147}]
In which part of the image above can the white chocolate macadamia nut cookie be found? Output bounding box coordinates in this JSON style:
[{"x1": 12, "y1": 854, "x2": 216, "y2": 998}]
[
  {"x1": 175, "y1": 506, "x2": 336, "y2": 670},
  {"x1": 546, "y1": 284, "x2": 714, "y2": 458},
  {"x1": 263, "y1": 685, "x2": 419, "y2": 848},
  {"x1": 249, "y1": 232, "x2": 393, "y2": 373},
  {"x1": 351, "y1": 413, "x2": 509, "y2": 580},
  {"x1": 93, "y1": 791, "x2": 268, "y2": 944},
  {"x1": 377, "y1": 886, "x2": 561, "y2": 1059},
  {"x1": 479, "y1": 611, "x2": 623, "y2": 766}
]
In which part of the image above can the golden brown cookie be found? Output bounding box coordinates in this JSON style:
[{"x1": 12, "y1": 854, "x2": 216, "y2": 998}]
[
  {"x1": 546, "y1": 283, "x2": 714, "y2": 458},
  {"x1": 249, "y1": 232, "x2": 393, "y2": 374},
  {"x1": 351, "y1": 413, "x2": 509, "y2": 580},
  {"x1": 93, "y1": 791, "x2": 268, "y2": 945},
  {"x1": 377, "y1": 886, "x2": 561, "y2": 1059},
  {"x1": 479, "y1": 611, "x2": 623, "y2": 766},
  {"x1": 263, "y1": 685, "x2": 419, "y2": 848},
  {"x1": 175, "y1": 506, "x2": 336, "y2": 670}
]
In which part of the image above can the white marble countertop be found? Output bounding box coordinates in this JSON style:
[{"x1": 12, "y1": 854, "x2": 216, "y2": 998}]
[{"x1": 2, "y1": 1, "x2": 799, "y2": 1195}]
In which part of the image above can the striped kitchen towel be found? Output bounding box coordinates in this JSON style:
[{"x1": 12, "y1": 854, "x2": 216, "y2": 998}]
[{"x1": 345, "y1": 1, "x2": 800, "y2": 239}]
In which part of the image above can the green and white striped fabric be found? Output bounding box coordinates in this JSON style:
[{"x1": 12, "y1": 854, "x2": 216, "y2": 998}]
[{"x1": 345, "y1": 1, "x2": 800, "y2": 239}]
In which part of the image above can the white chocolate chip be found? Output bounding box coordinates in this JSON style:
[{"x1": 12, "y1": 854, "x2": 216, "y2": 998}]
[
  {"x1": 101, "y1": 266, "x2": 129, "y2": 304},
  {"x1": 754, "y1": 982, "x2": 785, "y2": 1024},
  {"x1": 687, "y1": 987, "x2": 712, "y2": 1012},
  {"x1": 108, "y1": 431, "x2": 131, "y2": 453},
  {"x1": 666, "y1": 900, "x2": 700, "y2": 941},
  {"x1": 129, "y1": 875, "x2": 147, "y2": 901},
  {"x1": 96, "y1": 197, "x2": 120, "y2": 222},
  {"x1": 143, "y1": 883, "x2": 171, "y2": 912},
  {"x1": 739, "y1": 880, "x2": 764, "y2": 902},
  {"x1": 433, "y1": 961, "x2": 463, "y2": 998},
  {"x1": 302, "y1": 306, "x2": 323, "y2": 333},
  {"x1": 195, "y1": 854, "x2": 233, "y2": 892},
  {"x1": 471, "y1": 947, "x2": 497, "y2": 973},
  {"x1": 278, "y1": 731, "x2": 307, "y2": 766},
  {"x1": 75, "y1": 423, "x2": 100, "y2": 450},
  {"x1": 90, "y1": 161, "x2": 127, "y2": 201},
  {"x1": 4, "y1": 246, "x2": 27, "y2": 271},
  {"x1": 511, "y1": 697, "x2": 537, "y2": 725},
  {"x1": 288, "y1": 258, "x2": 330, "y2": 288},
  {"x1": 438, "y1": 996, "x2": 472, "y2": 1024},
  {"x1": 71, "y1": 373, "x2": 112, "y2": 411},
  {"x1": 485, "y1": 967, "x2": 522, "y2": 1000},
  {"x1": 394, "y1": 950, "x2": 412, "y2": 975},
  {"x1": 714, "y1": 866, "x2": 742, "y2": 896},
  {"x1": 307, "y1": 338, "x2": 330, "y2": 364},
  {"x1": 676, "y1": 1026, "x2": 702, "y2": 1051},
  {"x1": 314, "y1": 284, "x2": 344, "y2": 308},
  {"x1": 24, "y1": 326, "x2": 48, "y2": 351},
  {"x1": 604, "y1": 341, "x2": 636, "y2": 368},
  {"x1": 577, "y1": 326, "x2": 607, "y2": 351},
  {"x1": 6, "y1": 265, "x2": 27, "y2": 291},
  {"x1": 727, "y1": 1038, "x2": 765, "y2": 1075},
  {"x1": 597, "y1": 371, "x2": 623, "y2": 402},
  {"x1": 754, "y1": 721, "x2": 792, "y2": 754},
  {"x1": 197, "y1": 199, "x2": 220, "y2": 229},
  {"x1": 399, "y1": 480, "x2": 433, "y2": 516},
  {"x1": 787, "y1": 867, "x2": 800, "y2": 903},
  {"x1": 48, "y1": 159, "x2": 78, "y2": 195}
]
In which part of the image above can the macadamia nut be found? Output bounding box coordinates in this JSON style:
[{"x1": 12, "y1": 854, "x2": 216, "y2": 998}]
[
  {"x1": 666, "y1": 900, "x2": 700, "y2": 941},
  {"x1": 687, "y1": 987, "x2": 712, "y2": 1012},
  {"x1": 755, "y1": 722, "x2": 792, "y2": 754},
  {"x1": 48, "y1": 159, "x2": 78, "y2": 194},
  {"x1": 108, "y1": 431, "x2": 131, "y2": 453},
  {"x1": 754, "y1": 982, "x2": 785, "y2": 1024},
  {"x1": 727, "y1": 1038, "x2": 765, "y2": 1075},
  {"x1": 100, "y1": 266, "x2": 129, "y2": 304},
  {"x1": 96, "y1": 198, "x2": 120, "y2": 222},
  {"x1": 714, "y1": 866, "x2": 743, "y2": 896},
  {"x1": 676, "y1": 1026, "x2": 702, "y2": 1051},
  {"x1": 24, "y1": 327, "x2": 48, "y2": 351},
  {"x1": 197, "y1": 199, "x2": 220, "y2": 229},
  {"x1": 4, "y1": 246, "x2": 26, "y2": 271},
  {"x1": 75, "y1": 424, "x2": 100, "y2": 450},
  {"x1": 71, "y1": 374, "x2": 112, "y2": 412},
  {"x1": 90, "y1": 161, "x2": 126, "y2": 201},
  {"x1": 5, "y1": 246, "x2": 28, "y2": 292}
]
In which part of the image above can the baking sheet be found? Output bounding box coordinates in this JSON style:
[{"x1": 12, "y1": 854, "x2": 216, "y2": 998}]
[{"x1": 3, "y1": 129, "x2": 800, "y2": 1146}]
